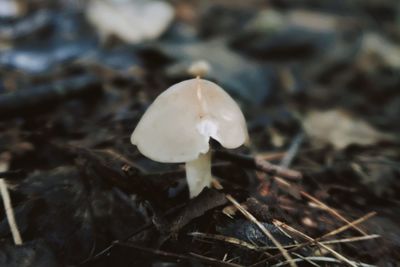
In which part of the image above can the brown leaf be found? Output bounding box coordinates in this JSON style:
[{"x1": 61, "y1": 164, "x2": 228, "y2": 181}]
[{"x1": 303, "y1": 109, "x2": 393, "y2": 149}]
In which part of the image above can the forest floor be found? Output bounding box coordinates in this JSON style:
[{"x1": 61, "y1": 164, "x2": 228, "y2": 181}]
[{"x1": 0, "y1": 0, "x2": 399, "y2": 266}]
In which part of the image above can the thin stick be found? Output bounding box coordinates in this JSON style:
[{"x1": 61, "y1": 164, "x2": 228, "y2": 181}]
[
  {"x1": 274, "y1": 220, "x2": 358, "y2": 267},
  {"x1": 270, "y1": 133, "x2": 304, "y2": 198},
  {"x1": 279, "y1": 133, "x2": 304, "y2": 168},
  {"x1": 0, "y1": 158, "x2": 22, "y2": 245},
  {"x1": 214, "y1": 151, "x2": 302, "y2": 180},
  {"x1": 226, "y1": 195, "x2": 297, "y2": 267}
]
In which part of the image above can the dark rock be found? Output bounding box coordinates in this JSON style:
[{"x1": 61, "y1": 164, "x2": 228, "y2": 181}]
[
  {"x1": 218, "y1": 219, "x2": 295, "y2": 247},
  {"x1": 231, "y1": 27, "x2": 336, "y2": 60}
]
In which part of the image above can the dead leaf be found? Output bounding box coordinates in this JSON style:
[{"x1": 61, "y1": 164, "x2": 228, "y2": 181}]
[
  {"x1": 166, "y1": 188, "x2": 227, "y2": 234},
  {"x1": 302, "y1": 109, "x2": 393, "y2": 149},
  {"x1": 358, "y1": 33, "x2": 400, "y2": 70}
]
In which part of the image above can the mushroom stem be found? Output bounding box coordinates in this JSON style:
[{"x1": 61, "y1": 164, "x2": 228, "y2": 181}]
[{"x1": 185, "y1": 150, "x2": 212, "y2": 198}]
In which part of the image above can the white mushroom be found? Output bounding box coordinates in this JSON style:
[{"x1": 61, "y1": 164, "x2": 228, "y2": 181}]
[
  {"x1": 86, "y1": 0, "x2": 174, "y2": 44},
  {"x1": 131, "y1": 78, "x2": 248, "y2": 198}
]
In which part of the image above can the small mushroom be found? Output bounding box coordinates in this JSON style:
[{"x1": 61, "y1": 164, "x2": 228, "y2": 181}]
[{"x1": 131, "y1": 77, "x2": 248, "y2": 198}]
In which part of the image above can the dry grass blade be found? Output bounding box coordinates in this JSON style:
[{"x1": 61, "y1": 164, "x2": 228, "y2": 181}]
[
  {"x1": 291, "y1": 253, "x2": 320, "y2": 267},
  {"x1": 189, "y1": 232, "x2": 276, "y2": 254},
  {"x1": 190, "y1": 232, "x2": 262, "y2": 250},
  {"x1": 321, "y1": 234, "x2": 380, "y2": 245},
  {"x1": 0, "y1": 153, "x2": 23, "y2": 245},
  {"x1": 301, "y1": 191, "x2": 368, "y2": 235},
  {"x1": 190, "y1": 232, "x2": 380, "y2": 253},
  {"x1": 320, "y1": 212, "x2": 376, "y2": 239},
  {"x1": 275, "y1": 175, "x2": 370, "y2": 236},
  {"x1": 225, "y1": 195, "x2": 298, "y2": 267},
  {"x1": 251, "y1": 211, "x2": 377, "y2": 266},
  {"x1": 189, "y1": 252, "x2": 244, "y2": 267},
  {"x1": 274, "y1": 220, "x2": 359, "y2": 267},
  {"x1": 272, "y1": 256, "x2": 376, "y2": 267}
]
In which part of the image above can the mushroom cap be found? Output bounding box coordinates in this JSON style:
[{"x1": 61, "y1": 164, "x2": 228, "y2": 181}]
[
  {"x1": 131, "y1": 78, "x2": 248, "y2": 163},
  {"x1": 86, "y1": 0, "x2": 174, "y2": 44}
]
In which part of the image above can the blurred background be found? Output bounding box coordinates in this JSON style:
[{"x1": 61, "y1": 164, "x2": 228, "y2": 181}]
[{"x1": 0, "y1": 0, "x2": 400, "y2": 266}]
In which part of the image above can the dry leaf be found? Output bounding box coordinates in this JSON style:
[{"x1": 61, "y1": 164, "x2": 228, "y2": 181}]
[
  {"x1": 302, "y1": 109, "x2": 393, "y2": 149},
  {"x1": 359, "y1": 33, "x2": 400, "y2": 69}
]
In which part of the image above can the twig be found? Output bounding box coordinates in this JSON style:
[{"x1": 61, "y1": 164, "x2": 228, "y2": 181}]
[
  {"x1": 0, "y1": 155, "x2": 22, "y2": 245},
  {"x1": 214, "y1": 151, "x2": 302, "y2": 181},
  {"x1": 279, "y1": 133, "x2": 304, "y2": 168},
  {"x1": 255, "y1": 159, "x2": 302, "y2": 180},
  {"x1": 253, "y1": 151, "x2": 288, "y2": 161},
  {"x1": 274, "y1": 220, "x2": 358, "y2": 267},
  {"x1": 225, "y1": 195, "x2": 297, "y2": 267},
  {"x1": 256, "y1": 146, "x2": 327, "y2": 162},
  {"x1": 267, "y1": 133, "x2": 304, "y2": 198}
]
